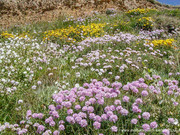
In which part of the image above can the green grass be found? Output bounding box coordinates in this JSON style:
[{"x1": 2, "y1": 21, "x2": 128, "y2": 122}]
[{"x1": 0, "y1": 8, "x2": 180, "y2": 135}]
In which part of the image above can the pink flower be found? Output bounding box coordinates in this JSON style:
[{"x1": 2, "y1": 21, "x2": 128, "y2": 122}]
[
  {"x1": 132, "y1": 106, "x2": 139, "y2": 113},
  {"x1": 114, "y1": 100, "x2": 121, "y2": 105},
  {"x1": 94, "y1": 115, "x2": 102, "y2": 122},
  {"x1": 37, "y1": 125, "x2": 45, "y2": 134},
  {"x1": 93, "y1": 121, "x2": 101, "y2": 129},
  {"x1": 123, "y1": 96, "x2": 130, "y2": 102},
  {"x1": 67, "y1": 109, "x2": 73, "y2": 115},
  {"x1": 75, "y1": 105, "x2": 81, "y2": 110},
  {"x1": 49, "y1": 105, "x2": 56, "y2": 111},
  {"x1": 53, "y1": 130, "x2": 59, "y2": 135},
  {"x1": 97, "y1": 98, "x2": 104, "y2": 105},
  {"x1": 26, "y1": 110, "x2": 32, "y2": 120},
  {"x1": 66, "y1": 116, "x2": 75, "y2": 124},
  {"x1": 131, "y1": 119, "x2": 138, "y2": 124},
  {"x1": 87, "y1": 106, "x2": 94, "y2": 113},
  {"x1": 59, "y1": 125, "x2": 65, "y2": 131},
  {"x1": 141, "y1": 90, "x2": 148, "y2": 96},
  {"x1": 89, "y1": 98, "x2": 96, "y2": 104},
  {"x1": 82, "y1": 106, "x2": 88, "y2": 112},
  {"x1": 80, "y1": 119, "x2": 88, "y2": 127},
  {"x1": 120, "y1": 109, "x2": 129, "y2": 116},
  {"x1": 101, "y1": 114, "x2": 108, "y2": 121},
  {"x1": 111, "y1": 126, "x2": 118, "y2": 132},
  {"x1": 142, "y1": 124, "x2": 150, "y2": 132},
  {"x1": 89, "y1": 113, "x2": 95, "y2": 119},
  {"x1": 167, "y1": 118, "x2": 174, "y2": 124},
  {"x1": 109, "y1": 115, "x2": 118, "y2": 123},
  {"x1": 135, "y1": 98, "x2": 143, "y2": 104},
  {"x1": 74, "y1": 116, "x2": 82, "y2": 123},
  {"x1": 139, "y1": 132, "x2": 145, "y2": 135},
  {"x1": 162, "y1": 129, "x2": 170, "y2": 135},
  {"x1": 142, "y1": 112, "x2": 150, "y2": 120},
  {"x1": 150, "y1": 121, "x2": 158, "y2": 129},
  {"x1": 123, "y1": 85, "x2": 129, "y2": 91}
]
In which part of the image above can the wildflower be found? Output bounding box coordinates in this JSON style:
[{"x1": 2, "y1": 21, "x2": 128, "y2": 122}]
[
  {"x1": 115, "y1": 76, "x2": 120, "y2": 80},
  {"x1": 111, "y1": 126, "x2": 118, "y2": 132},
  {"x1": 80, "y1": 119, "x2": 88, "y2": 127},
  {"x1": 139, "y1": 132, "x2": 145, "y2": 135},
  {"x1": 120, "y1": 109, "x2": 129, "y2": 116},
  {"x1": 37, "y1": 81, "x2": 42, "y2": 85},
  {"x1": 167, "y1": 118, "x2": 174, "y2": 124},
  {"x1": 67, "y1": 109, "x2": 73, "y2": 115},
  {"x1": 66, "y1": 116, "x2": 75, "y2": 124},
  {"x1": 26, "y1": 110, "x2": 32, "y2": 120},
  {"x1": 131, "y1": 119, "x2": 138, "y2": 124},
  {"x1": 37, "y1": 125, "x2": 45, "y2": 134},
  {"x1": 114, "y1": 100, "x2": 121, "y2": 105},
  {"x1": 123, "y1": 85, "x2": 129, "y2": 91},
  {"x1": 49, "y1": 121, "x2": 55, "y2": 127},
  {"x1": 141, "y1": 90, "x2": 148, "y2": 96},
  {"x1": 53, "y1": 130, "x2": 59, "y2": 135},
  {"x1": 93, "y1": 121, "x2": 101, "y2": 129},
  {"x1": 173, "y1": 102, "x2": 178, "y2": 106},
  {"x1": 162, "y1": 129, "x2": 170, "y2": 135},
  {"x1": 59, "y1": 125, "x2": 65, "y2": 131},
  {"x1": 132, "y1": 105, "x2": 139, "y2": 113},
  {"x1": 101, "y1": 114, "x2": 108, "y2": 121},
  {"x1": 123, "y1": 96, "x2": 130, "y2": 102},
  {"x1": 135, "y1": 98, "x2": 143, "y2": 104},
  {"x1": 150, "y1": 121, "x2": 158, "y2": 129},
  {"x1": 89, "y1": 113, "x2": 96, "y2": 119},
  {"x1": 142, "y1": 124, "x2": 150, "y2": 132},
  {"x1": 142, "y1": 112, "x2": 150, "y2": 120},
  {"x1": 18, "y1": 100, "x2": 23, "y2": 104},
  {"x1": 75, "y1": 105, "x2": 81, "y2": 110},
  {"x1": 109, "y1": 115, "x2": 118, "y2": 123},
  {"x1": 32, "y1": 85, "x2": 37, "y2": 89},
  {"x1": 94, "y1": 115, "x2": 102, "y2": 122}
]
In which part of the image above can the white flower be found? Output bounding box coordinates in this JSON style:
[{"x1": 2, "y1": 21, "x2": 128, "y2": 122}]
[
  {"x1": 174, "y1": 119, "x2": 179, "y2": 125},
  {"x1": 32, "y1": 85, "x2": 37, "y2": 89},
  {"x1": 75, "y1": 83, "x2": 80, "y2": 88},
  {"x1": 18, "y1": 100, "x2": 23, "y2": 104}
]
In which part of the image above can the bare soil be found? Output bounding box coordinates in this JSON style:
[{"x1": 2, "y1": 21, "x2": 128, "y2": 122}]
[{"x1": 0, "y1": 0, "x2": 176, "y2": 29}]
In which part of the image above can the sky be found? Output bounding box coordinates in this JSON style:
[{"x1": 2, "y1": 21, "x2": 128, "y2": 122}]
[{"x1": 157, "y1": 0, "x2": 180, "y2": 5}]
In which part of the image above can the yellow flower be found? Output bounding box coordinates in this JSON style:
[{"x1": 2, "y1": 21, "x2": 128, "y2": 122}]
[{"x1": 148, "y1": 39, "x2": 176, "y2": 48}]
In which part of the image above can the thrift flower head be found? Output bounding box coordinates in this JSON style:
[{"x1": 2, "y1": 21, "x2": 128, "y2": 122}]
[
  {"x1": 93, "y1": 121, "x2": 101, "y2": 129},
  {"x1": 59, "y1": 125, "x2": 65, "y2": 131},
  {"x1": 142, "y1": 124, "x2": 150, "y2": 132},
  {"x1": 123, "y1": 96, "x2": 130, "y2": 102},
  {"x1": 142, "y1": 112, "x2": 150, "y2": 120},
  {"x1": 162, "y1": 129, "x2": 170, "y2": 135},
  {"x1": 111, "y1": 126, "x2": 118, "y2": 132},
  {"x1": 150, "y1": 121, "x2": 158, "y2": 129},
  {"x1": 131, "y1": 119, "x2": 138, "y2": 124}
]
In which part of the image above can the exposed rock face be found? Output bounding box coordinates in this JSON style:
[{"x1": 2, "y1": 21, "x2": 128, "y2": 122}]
[
  {"x1": 0, "y1": 0, "x2": 173, "y2": 28},
  {"x1": 0, "y1": 0, "x2": 157, "y2": 16}
]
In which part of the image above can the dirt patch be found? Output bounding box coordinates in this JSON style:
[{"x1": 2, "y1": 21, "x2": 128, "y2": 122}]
[{"x1": 0, "y1": 0, "x2": 172, "y2": 29}]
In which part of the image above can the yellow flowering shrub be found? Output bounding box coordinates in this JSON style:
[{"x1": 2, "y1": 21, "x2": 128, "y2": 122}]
[
  {"x1": 1, "y1": 31, "x2": 32, "y2": 39},
  {"x1": 126, "y1": 8, "x2": 157, "y2": 15},
  {"x1": 1, "y1": 31, "x2": 15, "y2": 38},
  {"x1": 44, "y1": 23, "x2": 106, "y2": 42},
  {"x1": 148, "y1": 39, "x2": 176, "y2": 48},
  {"x1": 18, "y1": 32, "x2": 32, "y2": 39},
  {"x1": 137, "y1": 17, "x2": 154, "y2": 30}
]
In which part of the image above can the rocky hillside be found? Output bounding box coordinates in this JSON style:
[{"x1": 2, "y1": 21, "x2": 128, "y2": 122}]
[{"x1": 0, "y1": 0, "x2": 176, "y2": 28}]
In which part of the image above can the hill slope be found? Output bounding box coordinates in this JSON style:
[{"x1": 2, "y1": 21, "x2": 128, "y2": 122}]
[{"x1": 0, "y1": 0, "x2": 173, "y2": 28}]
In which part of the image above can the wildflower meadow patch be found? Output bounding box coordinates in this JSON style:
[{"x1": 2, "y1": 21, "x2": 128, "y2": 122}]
[{"x1": 0, "y1": 8, "x2": 180, "y2": 135}]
